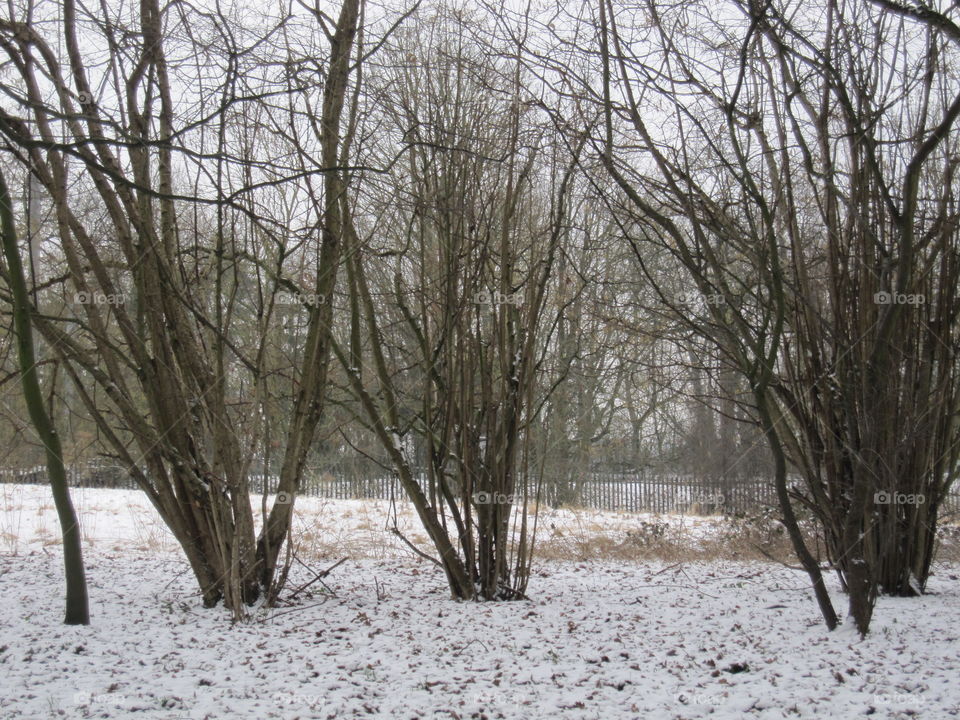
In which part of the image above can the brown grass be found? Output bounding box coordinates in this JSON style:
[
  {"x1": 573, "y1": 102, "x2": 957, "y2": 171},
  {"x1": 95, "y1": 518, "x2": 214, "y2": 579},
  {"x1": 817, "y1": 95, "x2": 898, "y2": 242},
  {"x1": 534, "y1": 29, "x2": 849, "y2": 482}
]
[{"x1": 531, "y1": 513, "x2": 803, "y2": 564}]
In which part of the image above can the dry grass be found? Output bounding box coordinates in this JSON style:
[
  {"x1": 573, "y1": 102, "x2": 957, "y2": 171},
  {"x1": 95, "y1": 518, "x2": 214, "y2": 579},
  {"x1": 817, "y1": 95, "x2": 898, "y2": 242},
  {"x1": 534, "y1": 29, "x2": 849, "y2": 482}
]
[
  {"x1": 934, "y1": 525, "x2": 960, "y2": 565},
  {"x1": 531, "y1": 510, "x2": 801, "y2": 564},
  {"x1": 285, "y1": 500, "x2": 808, "y2": 567},
  {"x1": 5, "y1": 484, "x2": 957, "y2": 573}
]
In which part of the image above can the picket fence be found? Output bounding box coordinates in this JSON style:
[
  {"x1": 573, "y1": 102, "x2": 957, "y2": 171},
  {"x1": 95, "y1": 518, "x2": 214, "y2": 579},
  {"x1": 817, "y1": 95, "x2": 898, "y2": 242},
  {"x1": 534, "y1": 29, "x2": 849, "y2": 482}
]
[{"x1": 1, "y1": 463, "x2": 957, "y2": 517}]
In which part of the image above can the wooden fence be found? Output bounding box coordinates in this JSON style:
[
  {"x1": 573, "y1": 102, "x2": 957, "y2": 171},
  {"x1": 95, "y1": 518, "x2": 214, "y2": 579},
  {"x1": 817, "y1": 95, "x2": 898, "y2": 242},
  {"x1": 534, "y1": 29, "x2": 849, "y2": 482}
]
[{"x1": 2, "y1": 463, "x2": 958, "y2": 518}]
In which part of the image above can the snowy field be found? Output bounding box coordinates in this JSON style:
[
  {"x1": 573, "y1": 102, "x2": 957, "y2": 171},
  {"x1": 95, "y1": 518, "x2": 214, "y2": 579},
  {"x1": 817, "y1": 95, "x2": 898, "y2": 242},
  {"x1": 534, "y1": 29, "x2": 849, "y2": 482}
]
[{"x1": 1, "y1": 484, "x2": 958, "y2": 719}]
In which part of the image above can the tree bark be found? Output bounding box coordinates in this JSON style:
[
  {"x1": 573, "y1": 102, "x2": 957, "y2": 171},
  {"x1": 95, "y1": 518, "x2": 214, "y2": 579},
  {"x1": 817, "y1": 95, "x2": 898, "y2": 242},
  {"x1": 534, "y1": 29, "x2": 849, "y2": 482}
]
[{"x1": 0, "y1": 167, "x2": 89, "y2": 625}]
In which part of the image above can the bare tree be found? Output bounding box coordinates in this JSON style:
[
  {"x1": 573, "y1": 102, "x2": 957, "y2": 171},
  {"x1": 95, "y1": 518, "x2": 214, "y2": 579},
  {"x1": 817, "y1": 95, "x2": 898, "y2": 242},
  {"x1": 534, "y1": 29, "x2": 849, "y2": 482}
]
[
  {"x1": 552, "y1": 0, "x2": 960, "y2": 633},
  {"x1": 330, "y1": 6, "x2": 575, "y2": 599},
  {"x1": 0, "y1": 0, "x2": 363, "y2": 612},
  {"x1": 0, "y1": 166, "x2": 88, "y2": 624}
]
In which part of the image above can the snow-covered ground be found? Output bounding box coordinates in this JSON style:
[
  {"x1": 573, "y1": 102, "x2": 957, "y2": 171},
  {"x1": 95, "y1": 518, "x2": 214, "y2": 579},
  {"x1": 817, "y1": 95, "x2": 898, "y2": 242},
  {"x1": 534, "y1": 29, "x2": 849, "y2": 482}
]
[
  {"x1": 0, "y1": 483, "x2": 746, "y2": 562},
  {"x1": 1, "y1": 484, "x2": 958, "y2": 719}
]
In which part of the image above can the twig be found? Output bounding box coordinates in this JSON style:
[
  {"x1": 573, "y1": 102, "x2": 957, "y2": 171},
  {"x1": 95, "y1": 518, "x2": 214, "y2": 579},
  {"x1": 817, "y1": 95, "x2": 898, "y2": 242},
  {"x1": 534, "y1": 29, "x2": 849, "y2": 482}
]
[
  {"x1": 286, "y1": 557, "x2": 348, "y2": 601},
  {"x1": 651, "y1": 561, "x2": 685, "y2": 577},
  {"x1": 756, "y1": 544, "x2": 834, "y2": 573},
  {"x1": 631, "y1": 584, "x2": 720, "y2": 599},
  {"x1": 268, "y1": 598, "x2": 333, "y2": 621},
  {"x1": 162, "y1": 563, "x2": 192, "y2": 592},
  {"x1": 453, "y1": 638, "x2": 490, "y2": 656},
  {"x1": 390, "y1": 526, "x2": 443, "y2": 567}
]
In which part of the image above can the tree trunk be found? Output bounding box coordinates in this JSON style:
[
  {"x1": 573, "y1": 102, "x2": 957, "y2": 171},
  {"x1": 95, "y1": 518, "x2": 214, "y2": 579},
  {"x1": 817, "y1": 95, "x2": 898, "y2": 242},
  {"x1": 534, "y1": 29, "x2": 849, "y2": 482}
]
[{"x1": 0, "y1": 168, "x2": 89, "y2": 625}]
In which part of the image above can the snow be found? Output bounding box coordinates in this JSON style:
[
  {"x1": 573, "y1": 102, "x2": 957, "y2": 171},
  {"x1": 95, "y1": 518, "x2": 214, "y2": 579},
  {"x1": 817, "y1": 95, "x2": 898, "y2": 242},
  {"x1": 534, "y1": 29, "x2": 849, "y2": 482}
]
[
  {"x1": 0, "y1": 484, "x2": 730, "y2": 560},
  {"x1": 1, "y1": 484, "x2": 959, "y2": 719}
]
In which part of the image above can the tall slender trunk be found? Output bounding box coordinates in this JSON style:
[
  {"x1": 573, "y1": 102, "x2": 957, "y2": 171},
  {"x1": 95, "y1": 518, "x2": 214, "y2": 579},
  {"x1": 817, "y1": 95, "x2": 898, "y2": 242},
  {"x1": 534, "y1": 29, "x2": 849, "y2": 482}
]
[
  {"x1": 756, "y1": 391, "x2": 838, "y2": 630},
  {"x1": 0, "y1": 168, "x2": 89, "y2": 625}
]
